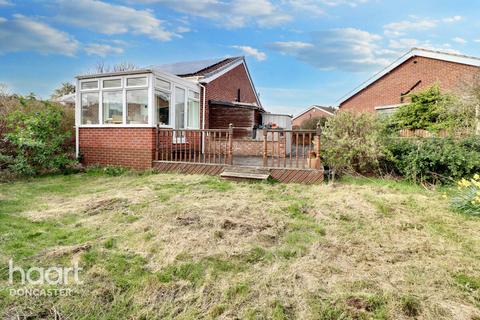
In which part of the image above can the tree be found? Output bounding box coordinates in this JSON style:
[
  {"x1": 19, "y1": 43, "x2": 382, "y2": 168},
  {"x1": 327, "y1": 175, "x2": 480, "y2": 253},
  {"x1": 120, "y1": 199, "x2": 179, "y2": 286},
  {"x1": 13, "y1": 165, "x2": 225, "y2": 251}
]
[
  {"x1": 51, "y1": 82, "x2": 76, "y2": 99},
  {"x1": 94, "y1": 61, "x2": 138, "y2": 74}
]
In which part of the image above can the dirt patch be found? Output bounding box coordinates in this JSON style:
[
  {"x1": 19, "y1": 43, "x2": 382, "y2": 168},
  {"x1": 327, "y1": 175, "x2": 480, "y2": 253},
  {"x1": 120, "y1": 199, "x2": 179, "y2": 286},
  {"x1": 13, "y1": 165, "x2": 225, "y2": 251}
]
[{"x1": 176, "y1": 215, "x2": 201, "y2": 226}]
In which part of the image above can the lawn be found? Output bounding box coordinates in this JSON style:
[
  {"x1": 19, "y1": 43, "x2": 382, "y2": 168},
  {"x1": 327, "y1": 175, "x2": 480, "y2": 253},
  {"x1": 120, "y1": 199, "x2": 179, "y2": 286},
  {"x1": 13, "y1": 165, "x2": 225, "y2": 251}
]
[{"x1": 0, "y1": 171, "x2": 479, "y2": 319}]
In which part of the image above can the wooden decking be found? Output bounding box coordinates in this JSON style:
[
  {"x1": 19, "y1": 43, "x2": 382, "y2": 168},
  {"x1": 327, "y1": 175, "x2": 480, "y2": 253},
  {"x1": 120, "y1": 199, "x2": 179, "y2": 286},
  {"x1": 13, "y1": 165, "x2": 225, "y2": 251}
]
[
  {"x1": 152, "y1": 160, "x2": 324, "y2": 184},
  {"x1": 153, "y1": 125, "x2": 324, "y2": 184}
]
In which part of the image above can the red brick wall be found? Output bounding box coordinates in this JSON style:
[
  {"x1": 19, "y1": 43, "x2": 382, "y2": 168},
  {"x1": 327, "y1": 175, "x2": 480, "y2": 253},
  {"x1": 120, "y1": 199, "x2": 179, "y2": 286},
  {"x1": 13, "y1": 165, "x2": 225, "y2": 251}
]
[
  {"x1": 205, "y1": 63, "x2": 259, "y2": 129},
  {"x1": 340, "y1": 56, "x2": 479, "y2": 112},
  {"x1": 79, "y1": 128, "x2": 155, "y2": 169},
  {"x1": 292, "y1": 108, "x2": 331, "y2": 127}
]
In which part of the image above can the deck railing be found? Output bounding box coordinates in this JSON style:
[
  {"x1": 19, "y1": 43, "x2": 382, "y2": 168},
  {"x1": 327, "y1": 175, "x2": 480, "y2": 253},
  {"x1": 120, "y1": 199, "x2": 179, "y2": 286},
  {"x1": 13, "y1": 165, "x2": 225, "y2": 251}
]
[
  {"x1": 155, "y1": 123, "x2": 322, "y2": 170},
  {"x1": 155, "y1": 124, "x2": 233, "y2": 164},
  {"x1": 262, "y1": 125, "x2": 321, "y2": 169}
]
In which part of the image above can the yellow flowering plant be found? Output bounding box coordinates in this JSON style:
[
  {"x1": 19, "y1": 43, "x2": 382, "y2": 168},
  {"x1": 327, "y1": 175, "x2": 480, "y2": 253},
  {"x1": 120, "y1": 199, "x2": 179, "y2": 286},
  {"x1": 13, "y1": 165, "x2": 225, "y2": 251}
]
[{"x1": 450, "y1": 174, "x2": 480, "y2": 215}]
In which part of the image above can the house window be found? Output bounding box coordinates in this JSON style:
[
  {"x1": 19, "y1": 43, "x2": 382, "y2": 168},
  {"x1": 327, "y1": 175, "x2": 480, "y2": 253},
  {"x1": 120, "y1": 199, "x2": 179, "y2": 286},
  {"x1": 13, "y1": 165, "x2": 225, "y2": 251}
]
[
  {"x1": 81, "y1": 92, "x2": 99, "y2": 124},
  {"x1": 103, "y1": 79, "x2": 121, "y2": 88},
  {"x1": 126, "y1": 77, "x2": 147, "y2": 87},
  {"x1": 175, "y1": 87, "x2": 185, "y2": 130},
  {"x1": 127, "y1": 89, "x2": 148, "y2": 124},
  {"x1": 187, "y1": 90, "x2": 200, "y2": 128},
  {"x1": 156, "y1": 90, "x2": 170, "y2": 125},
  {"x1": 81, "y1": 81, "x2": 98, "y2": 90},
  {"x1": 156, "y1": 78, "x2": 170, "y2": 91},
  {"x1": 102, "y1": 91, "x2": 123, "y2": 124}
]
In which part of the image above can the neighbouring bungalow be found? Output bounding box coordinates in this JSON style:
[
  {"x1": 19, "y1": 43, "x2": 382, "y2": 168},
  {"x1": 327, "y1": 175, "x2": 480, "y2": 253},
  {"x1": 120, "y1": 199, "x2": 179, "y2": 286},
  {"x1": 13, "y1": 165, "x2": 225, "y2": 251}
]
[
  {"x1": 75, "y1": 56, "x2": 268, "y2": 169},
  {"x1": 338, "y1": 48, "x2": 480, "y2": 114},
  {"x1": 292, "y1": 105, "x2": 336, "y2": 128}
]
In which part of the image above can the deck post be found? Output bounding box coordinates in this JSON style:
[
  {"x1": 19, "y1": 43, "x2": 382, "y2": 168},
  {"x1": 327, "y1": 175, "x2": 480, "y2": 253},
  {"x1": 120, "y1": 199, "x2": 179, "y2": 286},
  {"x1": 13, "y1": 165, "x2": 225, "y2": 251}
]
[
  {"x1": 228, "y1": 123, "x2": 234, "y2": 165},
  {"x1": 314, "y1": 122, "x2": 322, "y2": 169},
  {"x1": 155, "y1": 124, "x2": 159, "y2": 161},
  {"x1": 263, "y1": 128, "x2": 268, "y2": 167}
]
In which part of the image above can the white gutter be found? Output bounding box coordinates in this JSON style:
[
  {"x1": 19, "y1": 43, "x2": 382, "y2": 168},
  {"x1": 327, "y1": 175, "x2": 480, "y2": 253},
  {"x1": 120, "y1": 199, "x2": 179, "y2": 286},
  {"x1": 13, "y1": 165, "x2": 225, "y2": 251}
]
[{"x1": 199, "y1": 83, "x2": 206, "y2": 154}]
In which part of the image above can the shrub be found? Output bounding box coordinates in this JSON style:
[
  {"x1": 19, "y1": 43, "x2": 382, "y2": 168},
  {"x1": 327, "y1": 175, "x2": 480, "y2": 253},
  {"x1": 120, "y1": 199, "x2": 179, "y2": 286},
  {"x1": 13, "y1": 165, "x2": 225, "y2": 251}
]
[
  {"x1": 300, "y1": 117, "x2": 327, "y2": 130},
  {"x1": 389, "y1": 84, "x2": 455, "y2": 131},
  {"x1": 321, "y1": 111, "x2": 384, "y2": 177},
  {"x1": 383, "y1": 136, "x2": 480, "y2": 184},
  {"x1": 450, "y1": 175, "x2": 480, "y2": 215},
  {"x1": 1, "y1": 98, "x2": 75, "y2": 176}
]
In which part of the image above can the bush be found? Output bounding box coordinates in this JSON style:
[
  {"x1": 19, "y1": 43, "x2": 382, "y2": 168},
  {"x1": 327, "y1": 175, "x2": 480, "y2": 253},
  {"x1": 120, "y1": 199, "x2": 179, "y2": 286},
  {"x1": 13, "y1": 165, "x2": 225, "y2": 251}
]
[
  {"x1": 383, "y1": 136, "x2": 480, "y2": 184},
  {"x1": 449, "y1": 175, "x2": 480, "y2": 215},
  {"x1": 388, "y1": 84, "x2": 455, "y2": 131},
  {"x1": 1, "y1": 98, "x2": 75, "y2": 176},
  {"x1": 321, "y1": 111, "x2": 384, "y2": 177},
  {"x1": 300, "y1": 117, "x2": 327, "y2": 130}
]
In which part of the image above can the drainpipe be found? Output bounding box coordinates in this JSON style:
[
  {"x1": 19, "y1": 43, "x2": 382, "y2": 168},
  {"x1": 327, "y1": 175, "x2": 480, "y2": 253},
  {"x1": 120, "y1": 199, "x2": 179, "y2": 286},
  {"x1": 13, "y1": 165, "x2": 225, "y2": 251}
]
[{"x1": 199, "y1": 83, "x2": 206, "y2": 154}]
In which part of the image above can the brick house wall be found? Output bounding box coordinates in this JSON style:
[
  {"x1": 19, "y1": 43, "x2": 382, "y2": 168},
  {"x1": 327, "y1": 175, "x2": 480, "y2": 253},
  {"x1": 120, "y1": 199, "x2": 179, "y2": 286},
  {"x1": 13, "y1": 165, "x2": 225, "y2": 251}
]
[
  {"x1": 292, "y1": 108, "x2": 331, "y2": 128},
  {"x1": 204, "y1": 64, "x2": 260, "y2": 129},
  {"x1": 340, "y1": 56, "x2": 479, "y2": 113},
  {"x1": 79, "y1": 128, "x2": 155, "y2": 169}
]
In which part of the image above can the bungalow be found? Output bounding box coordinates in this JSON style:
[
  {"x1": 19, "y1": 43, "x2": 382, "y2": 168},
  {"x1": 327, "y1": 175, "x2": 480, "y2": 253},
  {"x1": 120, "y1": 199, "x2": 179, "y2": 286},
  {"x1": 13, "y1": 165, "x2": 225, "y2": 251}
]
[
  {"x1": 338, "y1": 48, "x2": 480, "y2": 113},
  {"x1": 292, "y1": 105, "x2": 335, "y2": 128},
  {"x1": 75, "y1": 56, "x2": 264, "y2": 169}
]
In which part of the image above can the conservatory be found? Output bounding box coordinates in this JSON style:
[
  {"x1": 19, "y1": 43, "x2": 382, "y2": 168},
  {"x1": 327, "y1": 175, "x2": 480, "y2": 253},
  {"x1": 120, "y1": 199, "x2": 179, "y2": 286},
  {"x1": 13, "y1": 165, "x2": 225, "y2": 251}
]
[{"x1": 75, "y1": 69, "x2": 201, "y2": 129}]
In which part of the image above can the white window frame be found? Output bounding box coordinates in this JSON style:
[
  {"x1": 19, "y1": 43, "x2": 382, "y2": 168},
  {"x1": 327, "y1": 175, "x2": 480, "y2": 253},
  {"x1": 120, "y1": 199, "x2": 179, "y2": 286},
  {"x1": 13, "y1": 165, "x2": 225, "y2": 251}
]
[
  {"x1": 76, "y1": 71, "x2": 200, "y2": 129},
  {"x1": 186, "y1": 89, "x2": 200, "y2": 129}
]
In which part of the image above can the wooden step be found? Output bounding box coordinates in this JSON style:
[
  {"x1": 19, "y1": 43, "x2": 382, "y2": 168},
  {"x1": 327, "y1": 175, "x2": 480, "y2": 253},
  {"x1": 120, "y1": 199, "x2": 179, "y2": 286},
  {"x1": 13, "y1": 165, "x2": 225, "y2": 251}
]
[{"x1": 220, "y1": 167, "x2": 271, "y2": 181}]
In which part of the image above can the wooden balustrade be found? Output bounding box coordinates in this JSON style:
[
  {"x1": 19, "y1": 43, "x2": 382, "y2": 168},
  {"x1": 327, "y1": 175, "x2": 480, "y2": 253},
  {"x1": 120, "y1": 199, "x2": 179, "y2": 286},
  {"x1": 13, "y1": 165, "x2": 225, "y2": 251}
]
[
  {"x1": 155, "y1": 123, "x2": 322, "y2": 170},
  {"x1": 262, "y1": 124, "x2": 321, "y2": 169},
  {"x1": 155, "y1": 124, "x2": 233, "y2": 164}
]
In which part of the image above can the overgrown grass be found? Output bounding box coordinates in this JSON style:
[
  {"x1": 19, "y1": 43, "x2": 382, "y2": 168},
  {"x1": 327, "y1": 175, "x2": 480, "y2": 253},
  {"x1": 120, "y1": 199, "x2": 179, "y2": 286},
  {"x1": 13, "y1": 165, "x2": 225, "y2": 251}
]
[{"x1": 0, "y1": 172, "x2": 479, "y2": 319}]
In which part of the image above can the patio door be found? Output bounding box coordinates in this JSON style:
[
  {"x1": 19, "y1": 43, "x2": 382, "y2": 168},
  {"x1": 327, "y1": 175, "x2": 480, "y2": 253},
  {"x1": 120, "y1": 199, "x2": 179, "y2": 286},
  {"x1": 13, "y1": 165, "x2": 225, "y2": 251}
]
[{"x1": 174, "y1": 87, "x2": 186, "y2": 142}]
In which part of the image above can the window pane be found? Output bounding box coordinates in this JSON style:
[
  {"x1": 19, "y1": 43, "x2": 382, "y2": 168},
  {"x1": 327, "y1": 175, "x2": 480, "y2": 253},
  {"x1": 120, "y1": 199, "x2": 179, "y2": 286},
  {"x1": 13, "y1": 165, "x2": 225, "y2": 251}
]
[
  {"x1": 103, "y1": 91, "x2": 123, "y2": 124},
  {"x1": 81, "y1": 81, "x2": 98, "y2": 90},
  {"x1": 127, "y1": 89, "x2": 148, "y2": 124},
  {"x1": 156, "y1": 91, "x2": 170, "y2": 125},
  {"x1": 81, "y1": 93, "x2": 99, "y2": 124},
  {"x1": 187, "y1": 99, "x2": 200, "y2": 128},
  {"x1": 103, "y1": 79, "x2": 121, "y2": 88},
  {"x1": 156, "y1": 78, "x2": 170, "y2": 91},
  {"x1": 175, "y1": 87, "x2": 185, "y2": 129},
  {"x1": 127, "y1": 77, "x2": 147, "y2": 87},
  {"x1": 189, "y1": 91, "x2": 199, "y2": 99}
]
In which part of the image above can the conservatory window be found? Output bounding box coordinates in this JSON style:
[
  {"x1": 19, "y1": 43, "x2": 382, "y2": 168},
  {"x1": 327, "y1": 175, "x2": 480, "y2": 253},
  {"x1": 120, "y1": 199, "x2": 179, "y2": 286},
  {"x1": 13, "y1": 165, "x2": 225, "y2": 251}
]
[
  {"x1": 175, "y1": 87, "x2": 185, "y2": 130},
  {"x1": 103, "y1": 79, "x2": 121, "y2": 88},
  {"x1": 81, "y1": 92, "x2": 99, "y2": 124},
  {"x1": 126, "y1": 77, "x2": 147, "y2": 87},
  {"x1": 127, "y1": 89, "x2": 148, "y2": 124},
  {"x1": 187, "y1": 91, "x2": 200, "y2": 128},
  {"x1": 156, "y1": 78, "x2": 170, "y2": 91},
  {"x1": 156, "y1": 90, "x2": 170, "y2": 126},
  {"x1": 81, "y1": 81, "x2": 98, "y2": 90},
  {"x1": 103, "y1": 91, "x2": 123, "y2": 124}
]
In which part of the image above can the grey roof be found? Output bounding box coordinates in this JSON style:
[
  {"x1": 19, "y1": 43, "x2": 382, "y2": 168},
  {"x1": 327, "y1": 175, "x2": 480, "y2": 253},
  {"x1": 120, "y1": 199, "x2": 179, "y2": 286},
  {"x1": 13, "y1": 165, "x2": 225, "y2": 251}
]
[{"x1": 150, "y1": 57, "x2": 243, "y2": 78}]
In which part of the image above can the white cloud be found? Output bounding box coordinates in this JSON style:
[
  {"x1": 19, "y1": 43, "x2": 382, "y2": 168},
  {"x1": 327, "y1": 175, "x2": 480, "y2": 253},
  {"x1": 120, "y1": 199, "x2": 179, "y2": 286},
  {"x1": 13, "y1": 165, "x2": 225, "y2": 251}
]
[
  {"x1": 138, "y1": 0, "x2": 292, "y2": 28},
  {"x1": 317, "y1": 0, "x2": 368, "y2": 7},
  {"x1": 0, "y1": 14, "x2": 78, "y2": 56},
  {"x1": 388, "y1": 37, "x2": 461, "y2": 54},
  {"x1": 474, "y1": 39, "x2": 480, "y2": 43},
  {"x1": 384, "y1": 15, "x2": 463, "y2": 34},
  {"x1": 231, "y1": 45, "x2": 267, "y2": 61},
  {"x1": 384, "y1": 17, "x2": 437, "y2": 32},
  {"x1": 443, "y1": 15, "x2": 462, "y2": 23},
  {"x1": 175, "y1": 26, "x2": 191, "y2": 33},
  {"x1": 452, "y1": 37, "x2": 467, "y2": 44},
  {"x1": 56, "y1": 0, "x2": 175, "y2": 41},
  {"x1": 85, "y1": 43, "x2": 124, "y2": 57},
  {"x1": 269, "y1": 41, "x2": 314, "y2": 54},
  {"x1": 270, "y1": 28, "x2": 393, "y2": 72},
  {"x1": 0, "y1": 0, "x2": 12, "y2": 6}
]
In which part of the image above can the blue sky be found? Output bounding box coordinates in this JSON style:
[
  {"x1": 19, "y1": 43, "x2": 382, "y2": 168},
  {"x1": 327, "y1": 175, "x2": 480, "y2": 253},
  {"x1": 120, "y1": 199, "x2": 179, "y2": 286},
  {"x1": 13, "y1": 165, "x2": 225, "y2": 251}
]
[{"x1": 0, "y1": 0, "x2": 479, "y2": 115}]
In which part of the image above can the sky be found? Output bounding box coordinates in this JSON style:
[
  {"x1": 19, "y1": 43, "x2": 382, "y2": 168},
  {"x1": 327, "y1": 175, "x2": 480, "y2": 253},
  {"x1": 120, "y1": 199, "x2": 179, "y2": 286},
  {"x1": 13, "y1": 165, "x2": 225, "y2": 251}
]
[{"x1": 0, "y1": 0, "x2": 479, "y2": 115}]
